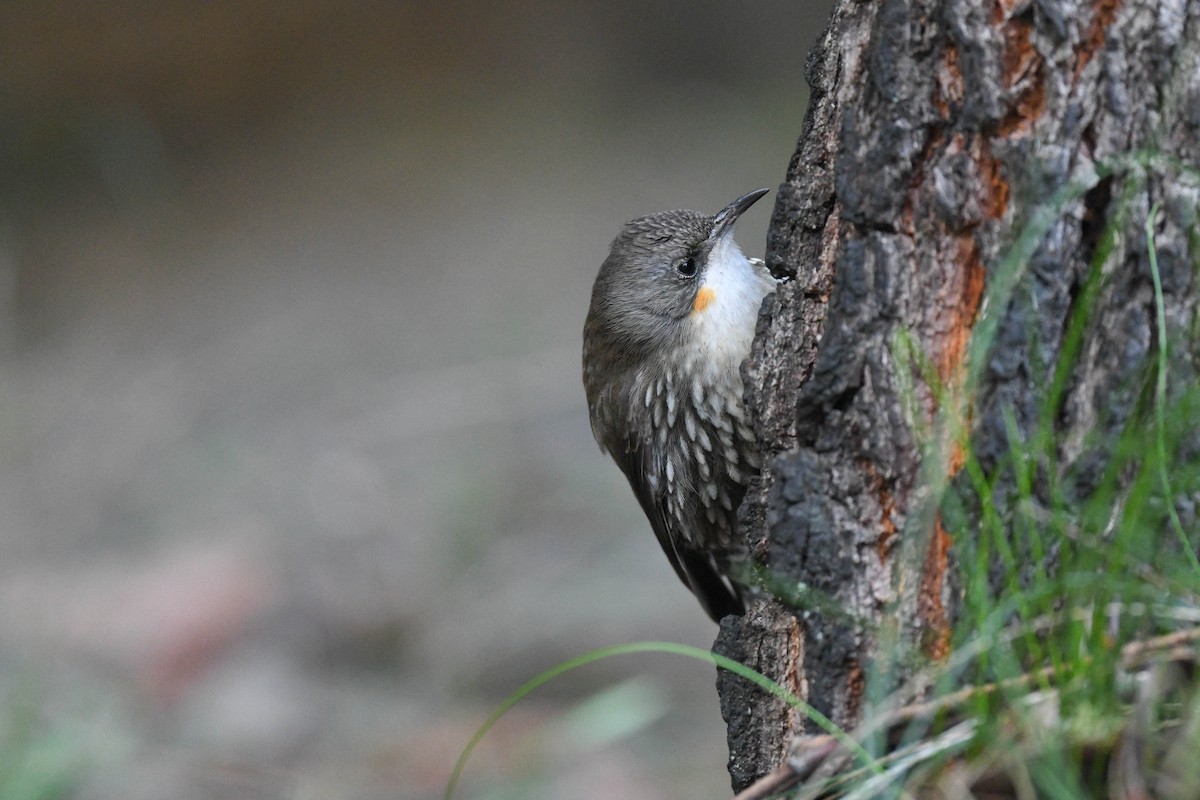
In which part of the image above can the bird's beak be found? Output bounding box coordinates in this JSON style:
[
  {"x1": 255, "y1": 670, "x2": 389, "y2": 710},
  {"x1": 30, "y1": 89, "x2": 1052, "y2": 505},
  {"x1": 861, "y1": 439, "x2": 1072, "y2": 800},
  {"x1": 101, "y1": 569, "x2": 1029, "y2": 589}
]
[{"x1": 709, "y1": 188, "x2": 769, "y2": 242}]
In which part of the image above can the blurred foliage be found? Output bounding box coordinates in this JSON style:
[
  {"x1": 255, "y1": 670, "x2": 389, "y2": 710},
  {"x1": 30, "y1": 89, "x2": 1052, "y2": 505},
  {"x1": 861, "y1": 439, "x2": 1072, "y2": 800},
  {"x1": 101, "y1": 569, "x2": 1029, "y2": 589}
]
[{"x1": 0, "y1": 682, "x2": 84, "y2": 800}]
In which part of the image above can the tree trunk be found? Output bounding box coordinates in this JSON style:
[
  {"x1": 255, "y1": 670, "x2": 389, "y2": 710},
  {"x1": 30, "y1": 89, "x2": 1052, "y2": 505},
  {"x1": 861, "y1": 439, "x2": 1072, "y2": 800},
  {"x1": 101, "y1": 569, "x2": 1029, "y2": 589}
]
[{"x1": 717, "y1": 0, "x2": 1200, "y2": 790}]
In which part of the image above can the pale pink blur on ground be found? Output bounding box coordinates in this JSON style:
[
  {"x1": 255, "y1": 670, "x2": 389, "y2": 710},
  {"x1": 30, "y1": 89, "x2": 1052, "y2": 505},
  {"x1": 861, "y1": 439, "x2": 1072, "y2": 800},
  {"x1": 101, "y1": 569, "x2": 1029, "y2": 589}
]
[{"x1": 0, "y1": 4, "x2": 829, "y2": 797}]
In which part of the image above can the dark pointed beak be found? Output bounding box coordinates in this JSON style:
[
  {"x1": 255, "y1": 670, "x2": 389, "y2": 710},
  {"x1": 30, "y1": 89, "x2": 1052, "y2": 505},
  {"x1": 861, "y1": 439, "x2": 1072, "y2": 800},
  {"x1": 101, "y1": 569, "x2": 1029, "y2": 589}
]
[{"x1": 710, "y1": 188, "x2": 769, "y2": 242}]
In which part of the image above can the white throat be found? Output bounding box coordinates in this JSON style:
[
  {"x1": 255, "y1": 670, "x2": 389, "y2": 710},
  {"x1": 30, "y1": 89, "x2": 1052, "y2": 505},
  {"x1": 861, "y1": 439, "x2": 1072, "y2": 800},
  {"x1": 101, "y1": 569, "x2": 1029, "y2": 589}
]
[{"x1": 684, "y1": 237, "x2": 775, "y2": 380}]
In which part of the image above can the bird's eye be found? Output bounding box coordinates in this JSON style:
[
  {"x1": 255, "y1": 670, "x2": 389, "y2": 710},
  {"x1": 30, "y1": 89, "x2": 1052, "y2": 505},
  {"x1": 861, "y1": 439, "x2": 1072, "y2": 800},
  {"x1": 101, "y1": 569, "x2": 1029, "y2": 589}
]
[{"x1": 676, "y1": 256, "x2": 698, "y2": 277}]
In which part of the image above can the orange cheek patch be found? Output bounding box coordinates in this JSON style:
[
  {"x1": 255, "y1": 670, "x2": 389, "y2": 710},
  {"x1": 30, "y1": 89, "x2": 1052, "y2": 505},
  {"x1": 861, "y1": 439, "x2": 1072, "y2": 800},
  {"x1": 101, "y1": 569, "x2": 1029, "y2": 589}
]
[{"x1": 693, "y1": 286, "x2": 716, "y2": 313}]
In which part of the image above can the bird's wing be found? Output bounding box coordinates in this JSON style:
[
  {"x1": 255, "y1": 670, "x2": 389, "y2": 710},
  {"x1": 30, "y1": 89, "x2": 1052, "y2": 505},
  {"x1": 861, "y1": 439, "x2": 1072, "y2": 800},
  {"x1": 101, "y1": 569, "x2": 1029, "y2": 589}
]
[{"x1": 612, "y1": 433, "x2": 744, "y2": 622}]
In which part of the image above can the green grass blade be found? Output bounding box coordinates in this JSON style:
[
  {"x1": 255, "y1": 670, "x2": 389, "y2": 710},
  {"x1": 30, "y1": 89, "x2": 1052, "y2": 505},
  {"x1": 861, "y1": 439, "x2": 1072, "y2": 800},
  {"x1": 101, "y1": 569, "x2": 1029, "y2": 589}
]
[
  {"x1": 444, "y1": 640, "x2": 880, "y2": 799},
  {"x1": 1145, "y1": 202, "x2": 1200, "y2": 580}
]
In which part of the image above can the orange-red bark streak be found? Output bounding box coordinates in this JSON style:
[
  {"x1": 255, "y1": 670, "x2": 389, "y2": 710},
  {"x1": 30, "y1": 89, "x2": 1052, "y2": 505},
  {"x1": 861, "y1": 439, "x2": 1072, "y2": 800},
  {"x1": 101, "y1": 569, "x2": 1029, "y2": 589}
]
[
  {"x1": 996, "y1": 12, "x2": 1046, "y2": 138},
  {"x1": 846, "y1": 660, "x2": 866, "y2": 719},
  {"x1": 938, "y1": 234, "x2": 987, "y2": 383},
  {"x1": 993, "y1": 0, "x2": 1029, "y2": 22},
  {"x1": 977, "y1": 140, "x2": 1010, "y2": 221},
  {"x1": 918, "y1": 517, "x2": 954, "y2": 660},
  {"x1": 876, "y1": 485, "x2": 898, "y2": 562},
  {"x1": 1074, "y1": 0, "x2": 1121, "y2": 83},
  {"x1": 934, "y1": 44, "x2": 962, "y2": 120},
  {"x1": 862, "y1": 459, "x2": 898, "y2": 563}
]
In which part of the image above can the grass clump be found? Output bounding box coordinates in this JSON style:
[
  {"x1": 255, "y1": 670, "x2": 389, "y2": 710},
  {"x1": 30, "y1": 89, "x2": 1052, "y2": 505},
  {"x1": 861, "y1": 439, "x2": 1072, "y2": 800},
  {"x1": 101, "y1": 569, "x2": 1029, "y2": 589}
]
[{"x1": 825, "y1": 161, "x2": 1200, "y2": 799}]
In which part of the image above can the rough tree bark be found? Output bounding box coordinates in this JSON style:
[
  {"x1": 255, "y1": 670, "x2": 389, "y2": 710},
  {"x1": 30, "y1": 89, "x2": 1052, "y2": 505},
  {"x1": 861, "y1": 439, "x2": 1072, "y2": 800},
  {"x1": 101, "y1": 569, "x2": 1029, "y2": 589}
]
[{"x1": 717, "y1": 0, "x2": 1200, "y2": 791}]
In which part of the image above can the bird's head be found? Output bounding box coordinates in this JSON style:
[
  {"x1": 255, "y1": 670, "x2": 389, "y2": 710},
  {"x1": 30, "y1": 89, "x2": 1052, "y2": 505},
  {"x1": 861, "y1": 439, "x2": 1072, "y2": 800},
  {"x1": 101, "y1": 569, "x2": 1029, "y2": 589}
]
[{"x1": 584, "y1": 188, "x2": 772, "y2": 371}]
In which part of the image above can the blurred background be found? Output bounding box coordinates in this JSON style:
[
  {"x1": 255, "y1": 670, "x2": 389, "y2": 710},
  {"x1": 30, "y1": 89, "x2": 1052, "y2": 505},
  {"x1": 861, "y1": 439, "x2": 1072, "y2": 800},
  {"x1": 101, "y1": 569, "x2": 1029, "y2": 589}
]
[{"x1": 0, "y1": 3, "x2": 830, "y2": 798}]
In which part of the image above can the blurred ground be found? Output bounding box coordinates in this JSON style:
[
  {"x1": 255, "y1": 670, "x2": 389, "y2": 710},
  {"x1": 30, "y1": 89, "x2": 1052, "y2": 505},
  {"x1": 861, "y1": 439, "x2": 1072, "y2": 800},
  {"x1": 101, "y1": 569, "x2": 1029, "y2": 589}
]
[{"x1": 0, "y1": 3, "x2": 830, "y2": 798}]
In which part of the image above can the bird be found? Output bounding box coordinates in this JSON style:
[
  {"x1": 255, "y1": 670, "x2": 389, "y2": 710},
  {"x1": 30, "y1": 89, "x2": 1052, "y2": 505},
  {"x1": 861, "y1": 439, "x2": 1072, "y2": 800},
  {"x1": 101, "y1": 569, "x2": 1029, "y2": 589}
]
[{"x1": 582, "y1": 188, "x2": 777, "y2": 622}]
